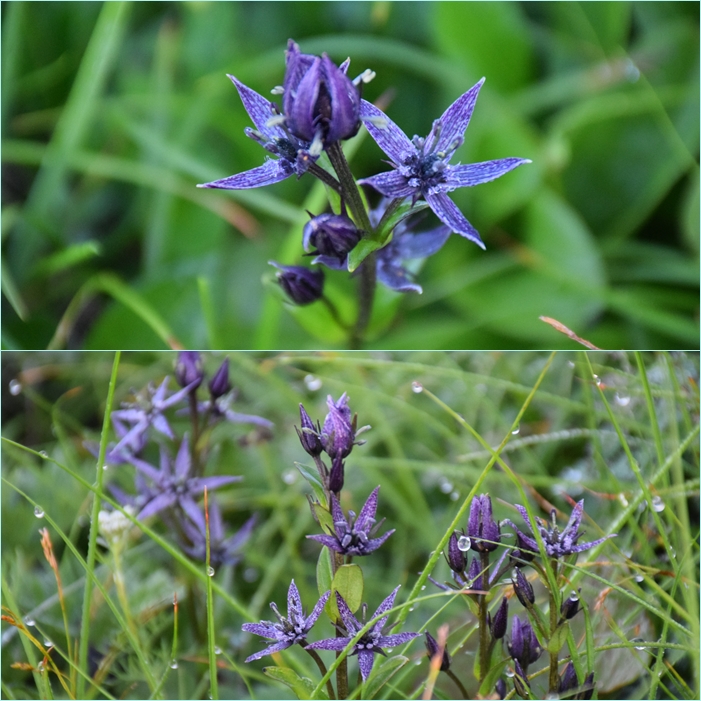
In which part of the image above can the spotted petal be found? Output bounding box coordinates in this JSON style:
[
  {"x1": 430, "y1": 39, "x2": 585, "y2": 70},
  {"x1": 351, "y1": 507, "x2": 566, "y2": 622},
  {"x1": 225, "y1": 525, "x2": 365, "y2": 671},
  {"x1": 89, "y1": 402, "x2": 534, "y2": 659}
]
[
  {"x1": 287, "y1": 580, "x2": 304, "y2": 622},
  {"x1": 244, "y1": 639, "x2": 293, "y2": 663},
  {"x1": 426, "y1": 78, "x2": 484, "y2": 155},
  {"x1": 357, "y1": 649, "x2": 376, "y2": 680},
  {"x1": 355, "y1": 486, "x2": 380, "y2": 533},
  {"x1": 358, "y1": 170, "x2": 416, "y2": 199},
  {"x1": 197, "y1": 159, "x2": 293, "y2": 190},
  {"x1": 227, "y1": 74, "x2": 287, "y2": 140},
  {"x1": 359, "y1": 99, "x2": 414, "y2": 165},
  {"x1": 424, "y1": 191, "x2": 484, "y2": 248},
  {"x1": 441, "y1": 158, "x2": 531, "y2": 191}
]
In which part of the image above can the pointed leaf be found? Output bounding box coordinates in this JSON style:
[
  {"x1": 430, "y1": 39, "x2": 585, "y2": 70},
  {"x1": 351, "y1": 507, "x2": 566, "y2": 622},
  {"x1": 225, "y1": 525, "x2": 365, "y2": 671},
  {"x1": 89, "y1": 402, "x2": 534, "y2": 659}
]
[
  {"x1": 547, "y1": 621, "x2": 570, "y2": 654},
  {"x1": 263, "y1": 666, "x2": 328, "y2": 700},
  {"x1": 294, "y1": 461, "x2": 328, "y2": 505},
  {"x1": 316, "y1": 546, "x2": 334, "y2": 610},
  {"x1": 362, "y1": 655, "x2": 409, "y2": 700}
]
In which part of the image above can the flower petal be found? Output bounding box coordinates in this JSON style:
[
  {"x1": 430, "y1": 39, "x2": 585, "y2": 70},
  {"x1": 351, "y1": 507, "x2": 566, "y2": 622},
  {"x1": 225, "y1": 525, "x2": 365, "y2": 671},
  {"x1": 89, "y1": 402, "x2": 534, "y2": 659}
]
[
  {"x1": 305, "y1": 637, "x2": 351, "y2": 652},
  {"x1": 359, "y1": 99, "x2": 414, "y2": 165},
  {"x1": 358, "y1": 170, "x2": 416, "y2": 199},
  {"x1": 335, "y1": 591, "x2": 362, "y2": 635},
  {"x1": 355, "y1": 486, "x2": 380, "y2": 534},
  {"x1": 424, "y1": 192, "x2": 484, "y2": 248},
  {"x1": 197, "y1": 159, "x2": 293, "y2": 190},
  {"x1": 363, "y1": 529, "x2": 395, "y2": 554},
  {"x1": 306, "y1": 534, "x2": 344, "y2": 553},
  {"x1": 371, "y1": 585, "x2": 401, "y2": 633},
  {"x1": 174, "y1": 436, "x2": 191, "y2": 480},
  {"x1": 305, "y1": 590, "x2": 332, "y2": 629},
  {"x1": 392, "y1": 226, "x2": 451, "y2": 260},
  {"x1": 379, "y1": 632, "x2": 421, "y2": 647},
  {"x1": 426, "y1": 78, "x2": 484, "y2": 155},
  {"x1": 242, "y1": 622, "x2": 279, "y2": 638},
  {"x1": 376, "y1": 260, "x2": 422, "y2": 294},
  {"x1": 442, "y1": 158, "x2": 531, "y2": 190},
  {"x1": 223, "y1": 409, "x2": 274, "y2": 428},
  {"x1": 287, "y1": 580, "x2": 304, "y2": 622},
  {"x1": 228, "y1": 74, "x2": 286, "y2": 140},
  {"x1": 180, "y1": 497, "x2": 206, "y2": 533},
  {"x1": 190, "y1": 475, "x2": 242, "y2": 492},
  {"x1": 137, "y1": 492, "x2": 177, "y2": 520},
  {"x1": 357, "y1": 649, "x2": 376, "y2": 681},
  {"x1": 245, "y1": 639, "x2": 292, "y2": 662}
]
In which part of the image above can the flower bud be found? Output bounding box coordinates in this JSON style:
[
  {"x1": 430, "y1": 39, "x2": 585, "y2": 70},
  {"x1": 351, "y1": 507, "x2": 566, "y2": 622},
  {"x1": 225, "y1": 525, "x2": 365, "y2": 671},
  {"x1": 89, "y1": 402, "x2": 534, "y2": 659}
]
[
  {"x1": 303, "y1": 212, "x2": 361, "y2": 261},
  {"x1": 510, "y1": 530, "x2": 536, "y2": 565},
  {"x1": 512, "y1": 659, "x2": 531, "y2": 698},
  {"x1": 558, "y1": 660, "x2": 578, "y2": 695},
  {"x1": 579, "y1": 672, "x2": 595, "y2": 700},
  {"x1": 321, "y1": 393, "x2": 356, "y2": 459},
  {"x1": 208, "y1": 358, "x2": 232, "y2": 399},
  {"x1": 446, "y1": 532, "x2": 467, "y2": 574},
  {"x1": 466, "y1": 556, "x2": 484, "y2": 591},
  {"x1": 270, "y1": 262, "x2": 324, "y2": 305},
  {"x1": 560, "y1": 589, "x2": 581, "y2": 621},
  {"x1": 507, "y1": 616, "x2": 541, "y2": 669},
  {"x1": 283, "y1": 41, "x2": 361, "y2": 146},
  {"x1": 512, "y1": 568, "x2": 535, "y2": 608},
  {"x1": 495, "y1": 678, "x2": 507, "y2": 699},
  {"x1": 491, "y1": 597, "x2": 509, "y2": 640},
  {"x1": 424, "y1": 631, "x2": 450, "y2": 671},
  {"x1": 175, "y1": 352, "x2": 204, "y2": 390},
  {"x1": 296, "y1": 404, "x2": 323, "y2": 457},
  {"x1": 467, "y1": 494, "x2": 501, "y2": 552},
  {"x1": 328, "y1": 453, "x2": 345, "y2": 493}
]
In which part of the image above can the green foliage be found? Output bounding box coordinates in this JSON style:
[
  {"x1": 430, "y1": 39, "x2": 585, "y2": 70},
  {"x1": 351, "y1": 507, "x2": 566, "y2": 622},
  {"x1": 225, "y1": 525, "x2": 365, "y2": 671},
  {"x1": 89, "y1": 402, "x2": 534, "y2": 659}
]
[{"x1": 1, "y1": 2, "x2": 698, "y2": 349}]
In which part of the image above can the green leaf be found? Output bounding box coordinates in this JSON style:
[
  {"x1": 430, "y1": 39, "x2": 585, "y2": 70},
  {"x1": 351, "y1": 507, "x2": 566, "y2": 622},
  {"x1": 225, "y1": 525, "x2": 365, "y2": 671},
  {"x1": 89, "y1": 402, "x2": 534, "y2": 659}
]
[
  {"x1": 263, "y1": 666, "x2": 328, "y2": 700},
  {"x1": 316, "y1": 547, "x2": 333, "y2": 601},
  {"x1": 310, "y1": 500, "x2": 335, "y2": 537},
  {"x1": 294, "y1": 461, "x2": 328, "y2": 506},
  {"x1": 362, "y1": 655, "x2": 408, "y2": 700},
  {"x1": 547, "y1": 621, "x2": 571, "y2": 654},
  {"x1": 327, "y1": 563, "x2": 364, "y2": 620}
]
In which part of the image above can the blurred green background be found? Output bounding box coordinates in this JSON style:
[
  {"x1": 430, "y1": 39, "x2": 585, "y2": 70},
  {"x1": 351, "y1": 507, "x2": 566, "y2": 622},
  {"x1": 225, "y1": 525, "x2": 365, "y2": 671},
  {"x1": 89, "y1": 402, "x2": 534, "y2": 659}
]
[{"x1": 2, "y1": 1, "x2": 699, "y2": 350}]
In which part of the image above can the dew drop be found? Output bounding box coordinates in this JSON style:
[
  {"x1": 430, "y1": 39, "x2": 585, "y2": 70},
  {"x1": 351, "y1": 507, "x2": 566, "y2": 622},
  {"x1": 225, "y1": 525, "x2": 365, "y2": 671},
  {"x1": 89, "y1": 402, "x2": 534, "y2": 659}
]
[
  {"x1": 615, "y1": 392, "x2": 631, "y2": 407},
  {"x1": 439, "y1": 480, "x2": 453, "y2": 494},
  {"x1": 37, "y1": 660, "x2": 46, "y2": 673},
  {"x1": 511, "y1": 425, "x2": 520, "y2": 435},
  {"x1": 411, "y1": 381, "x2": 423, "y2": 394},
  {"x1": 244, "y1": 567, "x2": 258, "y2": 582},
  {"x1": 304, "y1": 374, "x2": 322, "y2": 391},
  {"x1": 634, "y1": 575, "x2": 644, "y2": 583},
  {"x1": 282, "y1": 470, "x2": 297, "y2": 485},
  {"x1": 408, "y1": 606, "x2": 414, "y2": 612},
  {"x1": 568, "y1": 591, "x2": 579, "y2": 603},
  {"x1": 593, "y1": 374, "x2": 602, "y2": 387},
  {"x1": 450, "y1": 490, "x2": 460, "y2": 501},
  {"x1": 34, "y1": 506, "x2": 45, "y2": 518},
  {"x1": 206, "y1": 566, "x2": 215, "y2": 577},
  {"x1": 214, "y1": 646, "x2": 222, "y2": 655},
  {"x1": 414, "y1": 658, "x2": 423, "y2": 666},
  {"x1": 618, "y1": 493, "x2": 629, "y2": 508},
  {"x1": 102, "y1": 464, "x2": 109, "y2": 471},
  {"x1": 39, "y1": 450, "x2": 48, "y2": 458},
  {"x1": 567, "y1": 360, "x2": 575, "y2": 368},
  {"x1": 44, "y1": 639, "x2": 53, "y2": 649},
  {"x1": 170, "y1": 659, "x2": 178, "y2": 669},
  {"x1": 505, "y1": 667, "x2": 515, "y2": 678},
  {"x1": 651, "y1": 496, "x2": 665, "y2": 513},
  {"x1": 9, "y1": 379, "x2": 22, "y2": 395},
  {"x1": 24, "y1": 617, "x2": 36, "y2": 627},
  {"x1": 632, "y1": 637, "x2": 645, "y2": 651},
  {"x1": 457, "y1": 535, "x2": 471, "y2": 552}
]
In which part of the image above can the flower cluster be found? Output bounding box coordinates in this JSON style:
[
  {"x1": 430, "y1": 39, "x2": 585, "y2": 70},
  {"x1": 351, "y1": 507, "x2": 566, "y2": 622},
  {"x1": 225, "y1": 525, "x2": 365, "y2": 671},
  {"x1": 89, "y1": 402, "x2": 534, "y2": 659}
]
[
  {"x1": 198, "y1": 40, "x2": 530, "y2": 342},
  {"x1": 95, "y1": 352, "x2": 272, "y2": 571}
]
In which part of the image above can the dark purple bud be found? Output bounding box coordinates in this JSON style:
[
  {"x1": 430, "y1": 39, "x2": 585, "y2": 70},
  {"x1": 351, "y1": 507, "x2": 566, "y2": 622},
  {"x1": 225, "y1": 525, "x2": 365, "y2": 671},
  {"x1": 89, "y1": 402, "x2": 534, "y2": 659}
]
[
  {"x1": 447, "y1": 532, "x2": 467, "y2": 573},
  {"x1": 560, "y1": 589, "x2": 581, "y2": 621},
  {"x1": 512, "y1": 568, "x2": 535, "y2": 608},
  {"x1": 507, "y1": 616, "x2": 542, "y2": 669},
  {"x1": 270, "y1": 262, "x2": 324, "y2": 305},
  {"x1": 283, "y1": 41, "x2": 361, "y2": 146},
  {"x1": 467, "y1": 494, "x2": 501, "y2": 552},
  {"x1": 328, "y1": 453, "x2": 345, "y2": 493},
  {"x1": 466, "y1": 556, "x2": 484, "y2": 591},
  {"x1": 208, "y1": 358, "x2": 232, "y2": 399},
  {"x1": 321, "y1": 393, "x2": 356, "y2": 459},
  {"x1": 491, "y1": 597, "x2": 509, "y2": 640},
  {"x1": 512, "y1": 659, "x2": 531, "y2": 698},
  {"x1": 578, "y1": 672, "x2": 595, "y2": 700},
  {"x1": 495, "y1": 678, "x2": 507, "y2": 700},
  {"x1": 303, "y1": 212, "x2": 361, "y2": 261},
  {"x1": 424, "y1": 631, "x2": 450, "y2": 671},
  {"x1": 175, "y1": 352, "x2": 204, "y2": 390},
  {"x1": 296, "y1": 404, "x2": 323, "y2": 457},
  {"x1": 559, "y1": 660, "x2": 578, "y2": 695}
]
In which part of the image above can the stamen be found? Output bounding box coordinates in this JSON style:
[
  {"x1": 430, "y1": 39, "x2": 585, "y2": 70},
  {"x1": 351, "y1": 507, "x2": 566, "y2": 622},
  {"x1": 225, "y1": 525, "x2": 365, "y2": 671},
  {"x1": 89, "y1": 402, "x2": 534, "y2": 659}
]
[
  {"x1": 266, "y1": 114, "x2": 287, "y2": 128},
  {"x1": 270, "y1": 85, "x2": 285, "y2": 95},
  {"x1": 353, "y1": 69, "x2": 376, "y2": 86}
]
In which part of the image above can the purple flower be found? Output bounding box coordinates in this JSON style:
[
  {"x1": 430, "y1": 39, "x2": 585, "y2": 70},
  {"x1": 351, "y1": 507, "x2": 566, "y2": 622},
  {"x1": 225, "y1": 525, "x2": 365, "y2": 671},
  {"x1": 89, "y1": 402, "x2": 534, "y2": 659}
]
[
  {"x1": 197, "y1": 75, "x2": 318, "y2": 191},
  {"x1": 424, "y1": 631, "x2": 451, "y2": 671},
  {"x1": 296, "y1": 403, "x2": 324, "y2": 457},
  {"x1": 468, "y1": 494, "x2": 501, "y2": 552},
  {"x1": 283, "y1": 40, "x2": 361, "y2": 147},
  {"x1": 506, "y1": 500, "x2": 616, "y2": 560},
  {"x1": 358, "y1": 81, "x2": 530, "y2": 247},
  {"x1": 269, "y1": 261, "x2": 324, "y2": 305},
  {"x1": 560, "y1": 589, "x2": 581, "y2": 621},
  {"x1": 559, "y1": 662, "x2": 596, "y2": 700},
  {"x1": 321, "y1": 392, "x2": 366, "y2": 458},
  {"x1": 306, "y1": 587, "x2": 420, "y2": 680},
  {"x1": 242, "y1": 580, "x2": 330, "y2": 662},
  {"x1": 111, "y1": 377, "x2": 196, "y2": 455},
  {"x1": 208, "y1": 358, "x2": 232, "y2": 399},
  {"x1": 307, "y1": 486, "x2": 394, "y2": 557},
  {"x1": 507, "y1": 616, "x2": 542, "y2": 671},
  {"x1": 490, "y1": 597, "x2": 509, "y2": 640},
  {"x1": 511, "y1": 567, "x2": 535, "y2": 608},
  {"x1": 125, "y1": 435, "x2": 241, "y2": 527},
  {"x1": 303, "y1": 212, "x2": 362, "y2": 263},
  {"x1": 192, "y1": 390, "x2": 274, "y2": 431},
  {"x1": 177, "y1": 497, "x2": 256, "y2": 568},
  {"x1": 175, "y1": 352, "x2": 204, "y2": 390}
]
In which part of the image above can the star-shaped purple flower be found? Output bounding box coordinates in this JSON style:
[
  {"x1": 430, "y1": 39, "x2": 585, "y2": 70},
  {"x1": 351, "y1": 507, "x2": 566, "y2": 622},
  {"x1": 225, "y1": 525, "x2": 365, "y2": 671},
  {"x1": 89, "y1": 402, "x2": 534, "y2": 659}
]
[
  {"x1": 506, "y1": 500, "x2": 616, "y2": 560},
  {"x1": 307, "y1": 486, "x2": 394, "y2": 557},
  {"x1": 242, "y1": 580, "x2": 330, "y2": 662},
  {"x1": 305, "y1": 587, "x2": 420, "y2": 680},
  {"x1": 197, "y1": 75, "x2": 318, "y2": 191},
  {"x1": 358, "y1": 79, "x2": 531, "y2": 248},
  {"x1": 126, "y1": 435, "x2": 241, "y2": 528}
]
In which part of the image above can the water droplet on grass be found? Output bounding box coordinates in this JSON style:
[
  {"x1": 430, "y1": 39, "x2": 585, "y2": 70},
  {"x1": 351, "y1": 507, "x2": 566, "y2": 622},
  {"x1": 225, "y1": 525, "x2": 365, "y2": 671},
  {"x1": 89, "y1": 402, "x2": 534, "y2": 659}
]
[
  {"x1": 170, "y1": 659, "x2": 178, "y2": 669},
  {"x1": 9, "y1": 379, "x2": 22, "y2": 395},
  {"x1": 651, "y1": 496, "x2": 665, "y2": 512},
  {"x1": 439, "y1": 480, "x2": 453, "y2": 494},
  {"x1": 304, "y1": 375, "x2": 322, "y2": 391},
  {"x1": 615, "y1": 392, "x2": 631, "y2": 407},
  {"x1": 39, "y1": 450, "x2": 48, "y2": 458},
  {"x1": 632, "y1": 638, "x2": 645, "y2": 651},
  {"x1": 634, "y1": 575, "x2": 644, "y2": 583},
  {"x1": 511, "y1": 425, "x2": 520, "y2": 435},
  {"x1": 206, "y1": 566, "x2": 215, "y2": 577},
  {"x1": 411, "y1": 381, "x2": 423, "y2": 393},
  {"x1": 282, "y1": 470, "x2": 297, "y2": 485},
  {"x1": 593, "y1": 374, "x2": 602, "y2": 387},
  {"x1": 450, "y1": 490, "x2": 459, "y2": 501},
  {"x1": 34, "y1": 506, "x2": 45, "y2": 518},
  {"x1": 505, "y1": 667, "x2": 515, "y2": 678},
  {"x1": 618, "y1": 493, "x2": 629, "y2": 508},
  {"x1": 24, "y1": 617, "x2": 35, "y2": 627}
]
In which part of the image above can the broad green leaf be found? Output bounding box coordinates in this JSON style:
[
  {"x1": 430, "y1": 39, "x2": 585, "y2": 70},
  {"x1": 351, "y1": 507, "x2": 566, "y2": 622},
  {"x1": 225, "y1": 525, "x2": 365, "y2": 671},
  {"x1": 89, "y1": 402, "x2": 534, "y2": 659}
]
[
  {"x1": 310, "y1": 500, "x2": 335, "y2": 537},
  {"x1": 347, "y1": 237, "x2": 385, "y2": 274},
  {"x1": 263, "y1": 666, "x2": 328, "y2": 700},
  {"x1": 316, "y1": 547, "x2": 333, "y2": 601},
  {"x1": 327, "y1": 564, "x2": 364, "y2": 620},
  {"x1": 294, "y1": 461, "x2": 328, "y2": 506},
  {"x1": 547, "y1": 621, "x2": 570, "y2": 654},
  {"x1": 362, "y1": 655, "x2": 408, "y2": 700}
]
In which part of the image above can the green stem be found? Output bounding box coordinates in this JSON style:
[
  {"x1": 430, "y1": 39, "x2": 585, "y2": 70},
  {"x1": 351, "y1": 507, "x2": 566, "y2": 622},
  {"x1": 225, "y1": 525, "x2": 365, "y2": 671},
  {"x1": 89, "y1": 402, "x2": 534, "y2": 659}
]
[
  {"x1": 478, "y1": 551, "x2": 491, "y2": 683},
  {"x1": 325, "y1": 141, "x2": 371, "y2": 232},
  {"x1": 336, "y1": 626, "x2": 349, "y2": 700},
  {"x1": 309, "y1": 162, "x2": 342, "y2": 193},
  {"x1": 349, "y1": 254, "x2": 377, "y2": 349},
  {"x1": 446, "y1": 668, "x2": 469, "y2": 699},
  {"x1": 548, "y1": 560, "x2": 560, "y2": 695},
  {"x1": 77, "y1": 351, "x2": 120, "y2": 700},
  {"x1": 321, "y1": 295, "x2": 351, "y2": 332}
]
